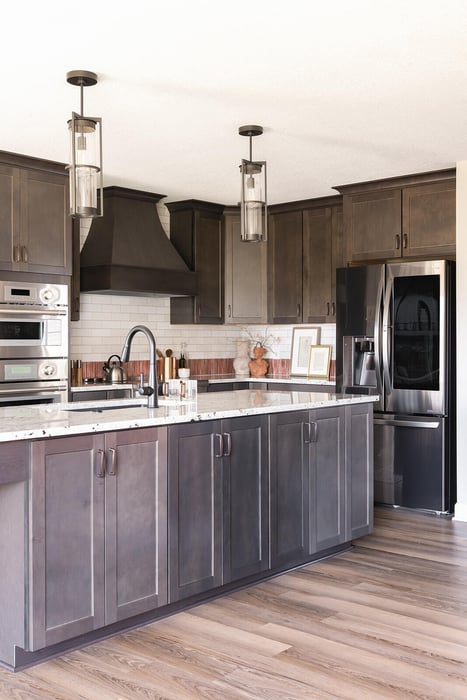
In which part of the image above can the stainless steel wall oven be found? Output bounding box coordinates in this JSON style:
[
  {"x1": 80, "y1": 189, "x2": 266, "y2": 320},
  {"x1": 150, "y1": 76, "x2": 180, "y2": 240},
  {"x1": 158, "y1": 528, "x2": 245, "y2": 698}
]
[{"x1": 0, "y1": 280, "x2": 69, "y2": 404}]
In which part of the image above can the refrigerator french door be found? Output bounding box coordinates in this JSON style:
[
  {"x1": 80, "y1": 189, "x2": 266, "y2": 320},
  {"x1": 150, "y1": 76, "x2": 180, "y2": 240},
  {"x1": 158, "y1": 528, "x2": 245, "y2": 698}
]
[{"x1": 336, "y1": 259, "x2": 456, "y2": 513}]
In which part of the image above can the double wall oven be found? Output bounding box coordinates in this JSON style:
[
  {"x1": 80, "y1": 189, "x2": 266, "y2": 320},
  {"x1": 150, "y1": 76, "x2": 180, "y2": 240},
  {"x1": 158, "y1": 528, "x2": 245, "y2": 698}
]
[{"x1": 0, "y1": 280, "x2": 69, "y2": 405}]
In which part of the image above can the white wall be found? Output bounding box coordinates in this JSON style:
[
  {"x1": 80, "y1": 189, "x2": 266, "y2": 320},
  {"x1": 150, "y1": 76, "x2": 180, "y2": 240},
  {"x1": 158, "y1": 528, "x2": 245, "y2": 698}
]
[
  {"x1": 455, "y1": 162, "x2": 467, "y2": 520},
  {"x1": 71, "y1": 202, "x2": 336, "y2": 362}
]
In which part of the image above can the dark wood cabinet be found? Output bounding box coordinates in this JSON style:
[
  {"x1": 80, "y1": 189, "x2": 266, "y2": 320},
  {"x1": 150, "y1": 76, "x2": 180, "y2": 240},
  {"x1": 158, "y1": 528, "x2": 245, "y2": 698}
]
[
  {"x1": 268, "y1": 209, "x2": 303, "y2": 324},
  {"x1": 268, "y1": 197, "x2": 343, "y2": 324},
  {"x1": 269, "y1": 410, "x2": 310, "y2": 568},
  {"x1": 346, "y1": 403, "x2": 374, "y2": 539},
  {"x1": 270, "y1": 406, "x2": 345, "y2": 568},
  {"x1": 169, "y1": 200, "x2": 225, "y2": 324},
  {"x1": 310, "y1": 406, "x2": 346, "y2": 552},
  {"x1": 223, "y1": 209, "x2": 268, "y2": 324},
  {"x1": 221, "y1": 415, "x2": 269, "y2": 582},
  {"x1": 168, "y1": 415, "x2": 269, "y2": 602},
  {"x1": 336, "y1": 170, "x2": 456, "y2": 264},
  {"x1": 303, "y1": 204, "x2": 343, "y2": 322},
  {"x1": 402, "y1": 180, "x2": 456, "y2": 258},
  {"x1": 28, "y1": 428, "x2": 167, "y2": 650},
  {"x1": 0, "y1": 153, "x2": 72, "y2": 276},
  {"x1": 270, "y1": 403, "x2": 371, "y2": 571}
]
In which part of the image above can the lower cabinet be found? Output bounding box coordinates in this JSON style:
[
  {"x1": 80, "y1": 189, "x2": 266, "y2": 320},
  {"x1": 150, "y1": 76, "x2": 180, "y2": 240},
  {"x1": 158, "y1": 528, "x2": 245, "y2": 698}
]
[
  {"x1": 269, "y1": 406, "x2": 346, "y2": 569},
  {"x1": 270, "y1": 403, "x2": 372, "y2": 570},
  {"x1": 28, "y1": 427, "x2": 167, "y2": 651},
  {"x1": 168, "y1": 415, "x2": 269, "y2": 602},
  {"x1": 346, "y1": 403, "x2": 374, "y2": 539}
]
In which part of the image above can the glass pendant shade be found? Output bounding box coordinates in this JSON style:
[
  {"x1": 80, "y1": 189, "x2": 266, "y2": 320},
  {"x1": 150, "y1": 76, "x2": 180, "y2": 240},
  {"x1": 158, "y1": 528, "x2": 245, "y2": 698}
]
[
  {"x1": 240, "y1": 159, "x2": 267, "y2": 242},
  {"x1": 68, "y1": 113, "x2": 103, "y2": 217},
  {"x1": 66, "y1": 70, "x2": 103, "y2": 218}
]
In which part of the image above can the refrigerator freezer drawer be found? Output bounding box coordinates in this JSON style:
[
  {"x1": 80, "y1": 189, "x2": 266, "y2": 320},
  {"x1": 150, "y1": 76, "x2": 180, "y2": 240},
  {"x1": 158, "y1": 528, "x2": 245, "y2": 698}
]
[{"x1": 373, "y1": 414, "x2": 448, "y2": 512}]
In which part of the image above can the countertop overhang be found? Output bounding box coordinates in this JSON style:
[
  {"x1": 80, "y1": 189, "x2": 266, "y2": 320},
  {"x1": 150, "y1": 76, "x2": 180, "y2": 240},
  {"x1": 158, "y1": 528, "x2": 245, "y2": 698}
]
[{"x1": 0, "y1": 390, "x2": 379, "y2": 443}]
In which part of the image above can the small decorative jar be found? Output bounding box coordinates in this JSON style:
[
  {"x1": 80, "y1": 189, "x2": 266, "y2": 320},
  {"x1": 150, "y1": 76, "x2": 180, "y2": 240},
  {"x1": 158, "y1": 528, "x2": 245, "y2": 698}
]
[{"x1": 233, "y1": 339, "x2": 251, "y2": 378}]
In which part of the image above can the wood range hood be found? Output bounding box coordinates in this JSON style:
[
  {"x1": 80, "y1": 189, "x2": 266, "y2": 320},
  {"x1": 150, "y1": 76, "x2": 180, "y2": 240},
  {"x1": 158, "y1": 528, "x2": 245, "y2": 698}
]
[{"x1": 80, "y1": 187, "x2": 198, "y2": 297}]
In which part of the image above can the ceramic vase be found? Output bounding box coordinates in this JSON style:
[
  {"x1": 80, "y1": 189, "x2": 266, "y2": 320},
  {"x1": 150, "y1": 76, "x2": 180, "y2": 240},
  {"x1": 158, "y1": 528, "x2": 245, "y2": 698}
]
[
  {"x1": 249, "y1": 345, "x2": 268, "y2": 378},
  {"x1": 233, "y1": 339, "x2": 251, "y2": 378}
]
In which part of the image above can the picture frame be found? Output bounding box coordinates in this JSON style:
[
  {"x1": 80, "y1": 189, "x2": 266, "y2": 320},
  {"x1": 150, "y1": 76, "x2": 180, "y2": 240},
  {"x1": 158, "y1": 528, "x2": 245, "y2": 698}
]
[
  {"x1": 308, "y1": 345, "x2": 332, "y2": 379},
  {"x1": 290, "y1": 326, "x2": 321, "y2": 376}
]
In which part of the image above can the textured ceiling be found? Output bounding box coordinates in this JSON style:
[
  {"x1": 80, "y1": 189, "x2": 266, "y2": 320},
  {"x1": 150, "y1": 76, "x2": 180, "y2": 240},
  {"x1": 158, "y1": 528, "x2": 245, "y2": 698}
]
[{"x1": 2, "y1": 0, "x2": 467, "y2": 206}]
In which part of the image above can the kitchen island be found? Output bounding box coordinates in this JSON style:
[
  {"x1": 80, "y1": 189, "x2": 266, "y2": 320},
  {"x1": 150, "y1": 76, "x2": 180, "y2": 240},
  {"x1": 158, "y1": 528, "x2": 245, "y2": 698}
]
[{"x1": 0, "y1": 390, "x2": 377, "y2": 670}]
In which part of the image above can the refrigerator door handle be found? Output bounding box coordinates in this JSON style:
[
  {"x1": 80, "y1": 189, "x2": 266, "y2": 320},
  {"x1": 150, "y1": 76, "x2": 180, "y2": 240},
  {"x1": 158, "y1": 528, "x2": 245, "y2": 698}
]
[
  {"x1": 382, "y1": 277, "x2": 393, "y2": 396},
  {"x1": 373, "y1": 268, "x2": 384, "y2": 400},
  {"x1": 373, "y1": 418, "x2": 440, "y2": 429}
]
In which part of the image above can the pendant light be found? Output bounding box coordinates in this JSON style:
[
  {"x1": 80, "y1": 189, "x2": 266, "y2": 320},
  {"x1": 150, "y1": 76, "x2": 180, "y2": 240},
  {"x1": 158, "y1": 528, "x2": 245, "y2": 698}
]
[
  {"x1": 66, "y1": 70, "x2": 103, "y2": 218},
  {"x1": 238, "y1": 125, "x2": 267, "y2": 242}
]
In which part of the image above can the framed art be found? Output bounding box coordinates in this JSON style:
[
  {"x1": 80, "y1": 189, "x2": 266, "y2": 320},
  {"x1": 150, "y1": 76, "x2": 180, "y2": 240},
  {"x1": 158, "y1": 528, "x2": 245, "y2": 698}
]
[
  {"x1": 308, "y1": 344, "x2": 332, "y2": 379},
  {"x1": 290, "y1": 326, "x2": 321, "y2": 376}
]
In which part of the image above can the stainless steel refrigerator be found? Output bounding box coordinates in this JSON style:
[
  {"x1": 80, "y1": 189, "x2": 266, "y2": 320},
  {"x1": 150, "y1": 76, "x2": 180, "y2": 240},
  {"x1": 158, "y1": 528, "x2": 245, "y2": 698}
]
[{"x1": 336, "y1": 259, "x2": 456, "y2": 514}]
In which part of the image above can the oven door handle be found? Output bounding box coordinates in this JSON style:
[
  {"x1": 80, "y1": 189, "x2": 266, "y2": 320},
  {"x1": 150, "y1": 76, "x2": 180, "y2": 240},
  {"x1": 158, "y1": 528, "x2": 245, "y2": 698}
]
[
  {"x1": 0, "y1": 306, "x2": 67, "y2": 316},
  {"x1": 0, "y1": 385, "x2": 67, "y2": 395}
]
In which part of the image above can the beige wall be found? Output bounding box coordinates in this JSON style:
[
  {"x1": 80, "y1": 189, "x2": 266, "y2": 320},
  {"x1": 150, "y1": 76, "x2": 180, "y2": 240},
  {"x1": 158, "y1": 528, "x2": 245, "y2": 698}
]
[{"x1": 455, "y1": 162, "x2": 467, "y2": 520}]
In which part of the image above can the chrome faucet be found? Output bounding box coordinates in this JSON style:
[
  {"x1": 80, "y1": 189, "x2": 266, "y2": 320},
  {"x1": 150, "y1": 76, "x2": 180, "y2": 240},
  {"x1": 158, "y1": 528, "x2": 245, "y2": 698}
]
[{"x1": 120, "y1": 325, "x2": 158, "y2": 408}]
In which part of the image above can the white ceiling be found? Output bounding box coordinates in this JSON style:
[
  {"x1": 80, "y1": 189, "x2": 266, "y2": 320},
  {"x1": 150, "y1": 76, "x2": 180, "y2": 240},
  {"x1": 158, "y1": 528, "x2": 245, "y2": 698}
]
[{"x1": 2, "y1": 0, "x2": 467, "y2": 206}]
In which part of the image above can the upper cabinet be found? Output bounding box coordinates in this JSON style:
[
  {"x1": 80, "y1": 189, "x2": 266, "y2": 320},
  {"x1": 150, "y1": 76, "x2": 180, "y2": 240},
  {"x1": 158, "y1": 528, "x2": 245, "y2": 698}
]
[
  {"x1": 335, "y1": 169, "x2": 456, "y2": 264},
  {"x1": 169, "y1": 200, "x2": 225, "y2": 324},
  {"x1": 0, "y1": 152, "x2": 72, "y2": 276},
  {"x1": 223, "y1": 208, "x2": 267, "y2": 324},
  {"x1": 268, "y1": 197, "x2": 343, "y2": 324}
]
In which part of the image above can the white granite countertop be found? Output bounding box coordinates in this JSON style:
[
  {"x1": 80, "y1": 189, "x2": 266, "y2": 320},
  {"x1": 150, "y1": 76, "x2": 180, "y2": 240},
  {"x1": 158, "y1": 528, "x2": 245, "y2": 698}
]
[{"x1": 0, "y1": 390, "x2": 378, "y2": 443}]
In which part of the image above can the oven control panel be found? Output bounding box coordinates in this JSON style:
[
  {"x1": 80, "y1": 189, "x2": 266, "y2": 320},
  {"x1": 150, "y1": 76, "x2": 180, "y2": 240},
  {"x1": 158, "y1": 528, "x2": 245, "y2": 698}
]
[{"x1": 0, "y1": 281, "x2": 68, "y2": 308}]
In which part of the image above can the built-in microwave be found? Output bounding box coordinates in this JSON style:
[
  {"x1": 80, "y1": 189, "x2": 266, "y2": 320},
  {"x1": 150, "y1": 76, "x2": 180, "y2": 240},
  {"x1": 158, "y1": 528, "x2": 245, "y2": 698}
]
[{"x1": 0, "y1": 280, "x2": 68, "y2": 359}]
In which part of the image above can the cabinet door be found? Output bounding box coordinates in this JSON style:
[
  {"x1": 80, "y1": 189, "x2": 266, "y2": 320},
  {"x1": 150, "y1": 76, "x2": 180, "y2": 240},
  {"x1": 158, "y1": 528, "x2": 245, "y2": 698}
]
[
  {"x1": 309, "y1": 406, "x2": 346, "y2": 552},
  {"x1": 344, "y1": 189, "x2": 402, "y2": 262},
  {"x1": 21, "y1": 169, "x2": 71, "y2": 275},
  {"x1": 346, "y1": 403, "x2": 373, "y2": 539},
  {"x1": 303, "y1": 207, "x2": 333, "y2": 322},
  {"x1": 28, "y1": 435, "x2": 106, "y2": 650},
  {"x1": 402, "y1": 180, "x2": 456, "y2": 258},
  {"x1": 104, "y1": 427, "x2": 168, "y2": 623},
  {"x1": 0, "y1": 164, "x2": 18, "y2": 270},
  {"x1": 269, "y1": 411, "x2": 310, "y2": 569},
  {"x1": 168, "y1": 421, "x2": 223, "y2": 602},
  {"x1": 268, "y1": 210, "x2": 303, "y2": 323},
  {"x1": 195, "y1": 209, "x2": 224, "y2": 323},
  {"x1": 222, "y1": 415, "x2": 269, "y2": 582},
  {"x1": 224, "y1": 212, "x2": 267, "y2": 324}
]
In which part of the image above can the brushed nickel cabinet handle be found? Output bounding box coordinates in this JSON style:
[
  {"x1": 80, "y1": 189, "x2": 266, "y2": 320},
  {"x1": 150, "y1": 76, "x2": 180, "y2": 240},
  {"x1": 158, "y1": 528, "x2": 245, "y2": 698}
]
[
  {"x1": 303, "y1": 422, "x2": 312, "y2": 444},
  {"x1": 297, "y1": 303, "x2": 301, "y2": 318},
  {"x1": 214, "y1": 433, "x2": 223, "y2": 458},
  {"x1": 107, "y1": 447, "x2": 117, "y2": 476},
  {"x1": 95, "y1": 449, "x2": 105, "y2": 478},
  {"x1": 13, "y1": 245, "x2": 21, "y2": 262},
  {"x1": 222, "y1": 432, "x2": 232, "y2": 457},
  {"x1": 327, "y1": 302, "x2": 330, "y2": 316},
  {"x1": 331, "y1": 302, "x2": 336, "y2": 316},
  {"x1": 395, "y1": 234, "x2": 401, "y2": 250},
  {"x1": 21, "y1": 246, "x2": 28, "y2": 262},
  {"x1": 403, "y1": 233, "x2": 408, "y2": 248},
  {"x1": 228, "y1": 304, "x2": 232, "y2": 318}
]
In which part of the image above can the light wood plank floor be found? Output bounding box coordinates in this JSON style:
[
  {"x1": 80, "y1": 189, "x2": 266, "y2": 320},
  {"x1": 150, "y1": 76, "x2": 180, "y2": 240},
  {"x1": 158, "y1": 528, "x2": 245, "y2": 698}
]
[{"x1": 1, "y1": 507, "x2": 467, "y2": 699}]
